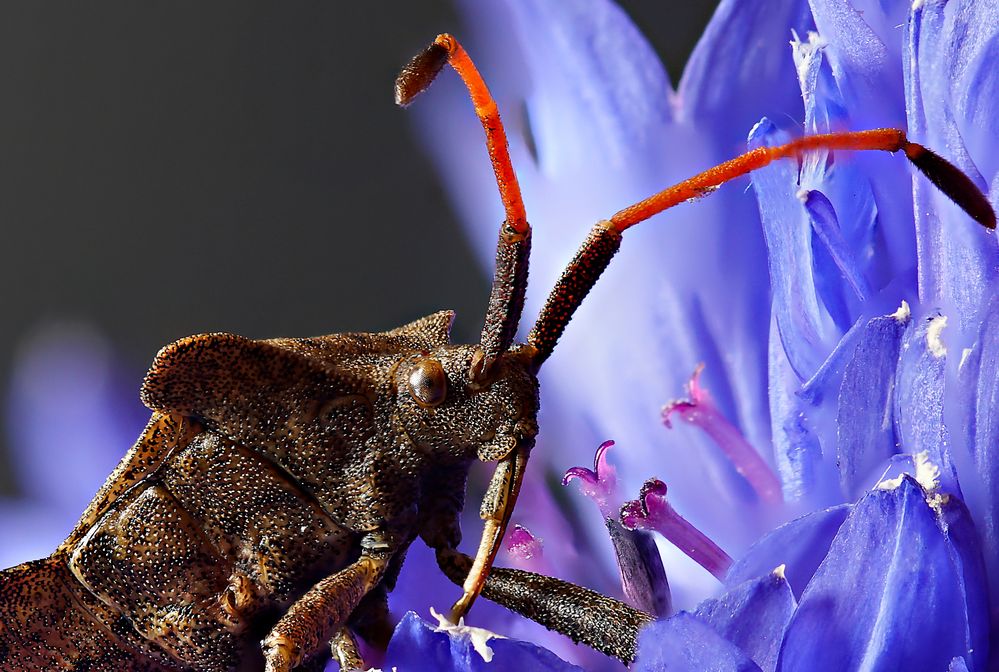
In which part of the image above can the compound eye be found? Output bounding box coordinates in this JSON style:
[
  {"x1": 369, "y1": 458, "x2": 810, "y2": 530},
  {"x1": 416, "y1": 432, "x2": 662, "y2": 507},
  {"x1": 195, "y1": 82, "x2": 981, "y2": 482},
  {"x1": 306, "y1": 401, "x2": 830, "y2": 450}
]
[{"x1": 408, "y1": 358, "x2": 447, "y2": 408}]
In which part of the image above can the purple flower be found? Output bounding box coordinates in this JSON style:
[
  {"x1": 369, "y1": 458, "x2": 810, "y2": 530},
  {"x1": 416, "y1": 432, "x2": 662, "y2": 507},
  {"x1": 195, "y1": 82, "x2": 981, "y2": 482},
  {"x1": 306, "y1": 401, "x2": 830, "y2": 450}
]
[{"x1": 417, "y1": 0, "x2": 997, "y2": 669}]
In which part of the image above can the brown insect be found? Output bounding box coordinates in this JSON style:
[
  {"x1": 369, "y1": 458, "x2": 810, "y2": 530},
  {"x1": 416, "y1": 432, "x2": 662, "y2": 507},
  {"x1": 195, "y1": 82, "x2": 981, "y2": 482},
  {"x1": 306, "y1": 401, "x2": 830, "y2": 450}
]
[{"x1": 0, "y1": 32, "x2": 993, "y2": 672}]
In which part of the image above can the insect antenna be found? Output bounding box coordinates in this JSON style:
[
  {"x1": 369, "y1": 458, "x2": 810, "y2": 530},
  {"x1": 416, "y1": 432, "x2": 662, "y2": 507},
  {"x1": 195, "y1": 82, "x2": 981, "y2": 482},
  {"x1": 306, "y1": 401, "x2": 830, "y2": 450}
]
[
  {"x1": 398, "y1": 33, "x2": 534, "y2": 624},
  {"x1": 397, "y1": 34, "x2": 531, "y2": 382},
  {"x1": 527, "y1": 128, "x2": 997, "y2": 368}
]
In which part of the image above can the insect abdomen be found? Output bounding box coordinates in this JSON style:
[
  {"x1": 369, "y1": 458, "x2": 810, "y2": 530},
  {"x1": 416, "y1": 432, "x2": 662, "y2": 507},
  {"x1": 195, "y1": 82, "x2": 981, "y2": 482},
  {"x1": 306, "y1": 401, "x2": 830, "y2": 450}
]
[
  {"x1": 0, "y1": 555, "x2": 174, "y2": 670},
  {"x1": 60, "y1": 430, "x2": 357, "y2": 671}
]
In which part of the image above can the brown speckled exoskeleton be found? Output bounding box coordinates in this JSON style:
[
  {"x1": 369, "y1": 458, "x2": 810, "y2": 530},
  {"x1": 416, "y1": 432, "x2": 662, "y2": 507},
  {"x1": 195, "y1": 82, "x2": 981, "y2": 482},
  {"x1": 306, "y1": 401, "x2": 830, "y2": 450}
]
[{"x1": 1, "y1": 32, "x2": 994, "y2": 672}]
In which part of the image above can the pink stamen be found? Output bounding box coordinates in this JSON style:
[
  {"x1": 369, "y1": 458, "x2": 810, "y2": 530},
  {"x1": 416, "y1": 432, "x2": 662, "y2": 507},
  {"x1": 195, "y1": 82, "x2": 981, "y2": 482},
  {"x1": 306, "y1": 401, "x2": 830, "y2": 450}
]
[
  {"x1": 563, "y1": 439, "x2": 618, "y2": 518},
  {"x1": 663, "y1": 364, "x2": 782, "y2": 504},
  {"x1": 505, "y1": 523, "x2": 544, "y2": 562},
  {"x1": 504, "y1": 524, "x2": 547, "y2": 574},
  {"x1": 621, "y1": 478, "x2": 733, "y2": 580}
]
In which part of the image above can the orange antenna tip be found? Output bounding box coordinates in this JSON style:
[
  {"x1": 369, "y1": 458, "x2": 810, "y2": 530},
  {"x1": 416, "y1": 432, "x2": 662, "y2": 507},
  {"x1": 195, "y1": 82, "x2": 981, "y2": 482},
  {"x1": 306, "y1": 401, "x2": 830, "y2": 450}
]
[{"x1": 395, "y1": 41, "x2": 450, "y2": 107}]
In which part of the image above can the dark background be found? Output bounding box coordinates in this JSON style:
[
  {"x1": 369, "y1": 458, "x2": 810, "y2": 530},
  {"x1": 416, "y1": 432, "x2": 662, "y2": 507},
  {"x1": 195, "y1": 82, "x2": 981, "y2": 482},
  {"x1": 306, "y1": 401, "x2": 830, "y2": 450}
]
[{"x1": 0, "y1": 2, "x2": 717, "y2": 494}]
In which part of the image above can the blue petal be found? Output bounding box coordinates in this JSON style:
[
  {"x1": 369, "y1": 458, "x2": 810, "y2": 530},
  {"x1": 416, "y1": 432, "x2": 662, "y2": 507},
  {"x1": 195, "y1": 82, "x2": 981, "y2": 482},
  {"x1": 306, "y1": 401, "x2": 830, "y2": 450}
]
[
  {"x1": 791, "y1": 29, "x2": 915, "y2": 307},
  {"x1": 806, "y1": 0, "x2": 906, "y2": 128},
  {"x1": 836, "y1": 307, "x2": 908, "y2": 496},
  {"x1": 908, "y1": 0, "x2": 998, "y2": 185},
  {"x1": 634, "y1": 612, "x2": 762, "y2": 672},
  {"x1": 777, "y1": 477, "x2": 981, "y2": 671},
  {"x1": 940, "y1": 497, "x2": 991, "y2": 672},
  {"x1": 953, "y1": 292, "x2": 999, "y2": 641},
  {"x1": 750, "y1": 118, "x2": 838, "y2": 380},
  {"x1": 805, "y1": 190, "x2": 869, "y2": 322},
  {"x1": 680, "y1": 0, "x2": 813, "y2": 133},
  {"x1": 726, "y1": 504, "x2": 850, "y2": 597},
  {"x1": 767, "y1": 310, "x2": 836, "y2": 504},
  {"x1": 950, "y1": 658, "x2": 970, "y2": 672},
  {"x1": 388, "y1": 534, "x2": 610, "y2": 670},
  {"x1": 694, "y1": 571, "x2": 796, "y2": 672},
  {"x1": 504, "y1": 0, "x2": 672, "y2": 174},
  {"x1": 384, "y1": 612, "x2": 584, "y2": 672},
  {"x1": 892, "y1": 314, "x2": 960, "y2": 493},
  {"x1": 905, "y1": 0, "x2": 998, "y2": 321}
]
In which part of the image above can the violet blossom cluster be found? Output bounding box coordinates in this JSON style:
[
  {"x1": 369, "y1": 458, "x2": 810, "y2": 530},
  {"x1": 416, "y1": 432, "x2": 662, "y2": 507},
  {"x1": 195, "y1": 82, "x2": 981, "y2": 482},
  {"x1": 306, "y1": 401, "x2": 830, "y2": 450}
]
[{"x1": 390, "y1": 0, "x2": 999, "y2": 670}]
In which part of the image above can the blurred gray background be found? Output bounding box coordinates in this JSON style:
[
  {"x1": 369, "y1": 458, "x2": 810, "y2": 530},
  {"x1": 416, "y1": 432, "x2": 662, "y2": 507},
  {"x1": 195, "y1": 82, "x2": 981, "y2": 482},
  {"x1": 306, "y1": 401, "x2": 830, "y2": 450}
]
[{"x1": 0, "y1": 2, "x2": 718, "y2": 495}]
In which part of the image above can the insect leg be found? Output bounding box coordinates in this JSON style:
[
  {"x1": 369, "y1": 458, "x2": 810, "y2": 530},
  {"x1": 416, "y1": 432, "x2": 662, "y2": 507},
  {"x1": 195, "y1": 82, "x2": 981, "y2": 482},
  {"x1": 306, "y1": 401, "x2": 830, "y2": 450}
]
[
  {"x1": 449, "y1": 443, "x2": 529, "y2": 621},
  {"x1": 348, "y1": 584, "x2": 394, "y2": 652},
  {"x1": 261, "y1": 544, "x2": 391, "y2": 672},
  {"x1": 330, "y1": 628, "x2": 363, "y2": 672},
  {"x1": 436, "y1": 548, "x2": 653, "y2": 663}
]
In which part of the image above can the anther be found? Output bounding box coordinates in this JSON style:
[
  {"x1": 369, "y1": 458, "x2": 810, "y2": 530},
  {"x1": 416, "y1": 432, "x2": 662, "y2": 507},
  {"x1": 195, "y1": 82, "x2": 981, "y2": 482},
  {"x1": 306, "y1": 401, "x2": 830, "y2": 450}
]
[{"x1": 621, "y1": 478, "x2": 733, "y2": 580}]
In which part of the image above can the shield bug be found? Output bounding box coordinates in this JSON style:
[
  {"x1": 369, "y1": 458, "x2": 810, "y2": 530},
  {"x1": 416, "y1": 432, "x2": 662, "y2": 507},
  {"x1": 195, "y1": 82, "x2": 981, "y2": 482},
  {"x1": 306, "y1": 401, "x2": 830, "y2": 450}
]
[{"x1": 0, "y1": 30, "x2": 994, "y2": 672}]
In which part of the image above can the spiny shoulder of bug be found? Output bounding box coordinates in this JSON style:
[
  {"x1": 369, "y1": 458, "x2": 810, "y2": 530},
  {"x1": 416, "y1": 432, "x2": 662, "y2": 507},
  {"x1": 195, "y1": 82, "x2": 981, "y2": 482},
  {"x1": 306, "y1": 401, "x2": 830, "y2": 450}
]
[{"x1": 141, "y1": 308, "x2": 540, "y2": 474}]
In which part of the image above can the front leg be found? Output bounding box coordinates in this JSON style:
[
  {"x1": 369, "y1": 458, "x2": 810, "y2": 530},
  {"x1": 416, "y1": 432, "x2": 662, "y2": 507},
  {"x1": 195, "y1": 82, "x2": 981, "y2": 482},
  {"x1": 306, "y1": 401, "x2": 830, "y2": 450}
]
[
  {"x1": 262, "y1": 540, "x2": 391, "y2": 672},
  {"x1": 436, "y1": 547, "x2": 653, "y2": 663}
]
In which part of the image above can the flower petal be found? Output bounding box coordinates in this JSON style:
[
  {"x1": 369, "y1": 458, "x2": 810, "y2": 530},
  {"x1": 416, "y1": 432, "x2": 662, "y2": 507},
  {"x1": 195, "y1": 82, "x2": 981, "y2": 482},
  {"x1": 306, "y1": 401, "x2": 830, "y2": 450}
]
[
  {"x1": 634, "y1": 612, "x2": 763, "y2": 672},
  {"x1": 905, "y1": 0, "x2": 998, "y2": 321},
  {"x1": 384, "y1": 611, "x2": 584, "y2": 672},
  {"x1": 836, "y1": 306, "x2": 909, "y2": 496},
  {"x1": 893, "y1": 313, "x2": 960, "y2": 492},
  {"x1": 907, "y1": 0, "x2": 998, "y2": 185},
  {"x1": 950, "y1": 658, "x2": 970, "y2": 672},
  {"x1": 725, "y1": 503, "x2": 850, "y2": 597},
  {"x1": 750, "y1": 118, "x2": 839, "y2": 381},
  {"x1": 940, "y1": 497, "x2": 991, "y2": 672},
  {"x1": 952, "y1": 291, "x2": 999, "y2": 644},
  {"x1": 679, "y1": 0, "x2": 813, "y2": 131},
  {"x1": 767, "y1": 311, "x2": 836, "y2": 504},
  {"x1": 806, "y1": 0, "x2": 905, "y2": 128},
  {"x1": 776, "y1": 477, "x2": 981, "y2": 671},
  {"x1": 694, "y1": 569, "x2": 796, "y2": 672},
  {"x1": 503, "y1": 0, "x2": 672, "y2": 174}
]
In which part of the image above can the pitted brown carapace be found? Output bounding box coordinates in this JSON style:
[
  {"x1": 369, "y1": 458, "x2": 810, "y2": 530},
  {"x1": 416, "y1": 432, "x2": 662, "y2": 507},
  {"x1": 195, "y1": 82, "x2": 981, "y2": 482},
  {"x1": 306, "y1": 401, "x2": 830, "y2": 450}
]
[{"x1": 2, "y1": 31, "x2": 994, "y2": 672}]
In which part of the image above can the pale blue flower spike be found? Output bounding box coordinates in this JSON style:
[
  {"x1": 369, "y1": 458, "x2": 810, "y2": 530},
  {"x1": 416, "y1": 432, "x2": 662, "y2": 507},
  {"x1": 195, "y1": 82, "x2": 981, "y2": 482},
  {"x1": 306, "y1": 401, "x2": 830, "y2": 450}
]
[
  {"x1": 679, "y1": 0, "x2": 812, "y2": 128},
  {"x1": 893, "y1": 315, "x2": 963, "y2": 495},
  {"x1": 953, "y1": 294, "x2": 999, "y2": 622},
  {"x1": 906, "y1": 0, "x2": 997, "y2": 322}
]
